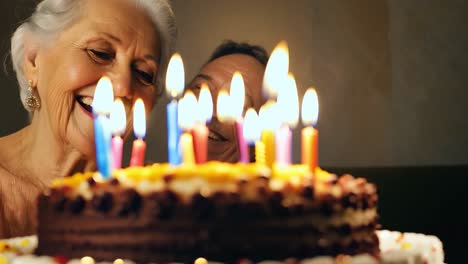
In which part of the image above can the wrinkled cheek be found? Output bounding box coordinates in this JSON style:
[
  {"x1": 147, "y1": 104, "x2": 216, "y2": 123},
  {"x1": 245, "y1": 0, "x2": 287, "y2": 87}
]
[{"x1": 46, "y1": 90, "x2": 75, "y2": 140}]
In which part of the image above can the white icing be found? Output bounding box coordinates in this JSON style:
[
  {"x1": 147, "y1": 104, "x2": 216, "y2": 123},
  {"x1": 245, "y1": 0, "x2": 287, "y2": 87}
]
[{"x1": 1, "y1": 231, "x2": 445, "y2": 264}]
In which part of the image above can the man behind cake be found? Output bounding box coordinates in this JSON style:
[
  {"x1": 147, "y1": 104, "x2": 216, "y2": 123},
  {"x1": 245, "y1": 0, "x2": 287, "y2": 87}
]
[{"x1": 185, "y1": 40, "x2": 268, "y2": 163}]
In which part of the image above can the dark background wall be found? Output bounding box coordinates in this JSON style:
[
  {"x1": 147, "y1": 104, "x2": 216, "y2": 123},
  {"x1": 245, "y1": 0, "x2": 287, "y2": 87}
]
[
  {"x1": 0, "y1": 0, "x2": 467, "y2": 262},
  {"x1": 1, "y1": 1, "x2": 467, "y2": 167}
]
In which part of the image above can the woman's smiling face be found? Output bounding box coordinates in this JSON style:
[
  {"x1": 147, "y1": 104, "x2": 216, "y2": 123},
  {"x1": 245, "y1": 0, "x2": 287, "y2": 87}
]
[{"x1": 27, "y1": 0, "x2": 161, "y2": 159}]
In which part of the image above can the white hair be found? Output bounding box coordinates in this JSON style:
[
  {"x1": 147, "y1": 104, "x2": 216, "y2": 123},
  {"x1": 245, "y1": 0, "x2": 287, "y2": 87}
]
[{"x1": 11, "y1": 0, "x2": 177, "y2": 111}]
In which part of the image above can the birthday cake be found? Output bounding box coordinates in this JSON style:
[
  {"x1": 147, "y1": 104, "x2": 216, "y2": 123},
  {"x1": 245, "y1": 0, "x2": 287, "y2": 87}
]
[{"x1": 35, "y1": 162, "x2": 380, "y2": 263}]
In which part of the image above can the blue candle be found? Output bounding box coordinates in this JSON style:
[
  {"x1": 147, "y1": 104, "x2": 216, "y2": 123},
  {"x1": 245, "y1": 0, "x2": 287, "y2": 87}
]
[
  {"x1": 94, "y1": 114, "x2": 112, "y2": 177},
  {"x1": 93, "y1": 76, "x2": 114, "y2": 178},
  {"x1": 165, "y1": 53, "x2": 185, "y2": 165},
  {"x1": 167, "y1": 99, "x2": 181, "y2": 165}
]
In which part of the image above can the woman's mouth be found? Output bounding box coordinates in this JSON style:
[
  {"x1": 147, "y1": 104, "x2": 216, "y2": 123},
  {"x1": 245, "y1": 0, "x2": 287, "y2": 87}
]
[{"x1": 76, "y1": 95, "x2": 93, "y2": 116}]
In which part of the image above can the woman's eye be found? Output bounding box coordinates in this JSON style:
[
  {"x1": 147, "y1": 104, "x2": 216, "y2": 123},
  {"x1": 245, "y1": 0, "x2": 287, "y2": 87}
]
[
  {"x1": 135, "y1": 68, "x2": 154, "y2": 85},
  {"x1": 87, "y1": 49, "x2": 115, "y2": 63}
]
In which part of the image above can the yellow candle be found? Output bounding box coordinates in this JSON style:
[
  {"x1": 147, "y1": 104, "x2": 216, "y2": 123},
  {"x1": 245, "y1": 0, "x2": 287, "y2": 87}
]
[
  {"x1": 255, "y1": 140, "x2": 265, "y2": 165},
  {"x1": 180, "y1": 132, "x2": 195, "y2": 164},
  {"x1": 178, "y1": 92, "x2": 197, "y2": 165},
  {"x1": 261, "y1": 130, "x2": 275, "y2": 168},
  {"x1": 258, "y1": 102, "x2": 279, "y2": 169}
]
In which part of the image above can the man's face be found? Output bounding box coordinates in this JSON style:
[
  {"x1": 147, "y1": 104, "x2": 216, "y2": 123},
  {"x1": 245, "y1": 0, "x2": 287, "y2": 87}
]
[{"x1": 186, "y1": 54, "x2": 266, "y2": 162}]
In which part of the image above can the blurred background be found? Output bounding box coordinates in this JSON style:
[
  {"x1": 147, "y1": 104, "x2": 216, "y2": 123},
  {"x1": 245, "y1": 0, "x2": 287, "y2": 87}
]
[{"x1": 0, "y1": 0, "x2": 467, "y2": 262}]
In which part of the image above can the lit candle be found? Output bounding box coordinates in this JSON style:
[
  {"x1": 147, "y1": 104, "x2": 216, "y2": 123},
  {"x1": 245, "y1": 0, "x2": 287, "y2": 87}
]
[
  {"x1": 129, "y1": 99, "x2": 146, "y2": 167},
  {"x1": 178, "y1": 92, "x2": 196, "y2": 164},
  {"x1": 192, "y1": 84, "x2": 212, "y2": 164},
  {"x1": 165, "y1": 53, "x2": 185, "y2": 165},
  {"x1": 110, "y1": 99, "x2": 126, "y2": 170},
  {"x1": 92, "y1": 76, "x2": 114, "y2": 178},
  {"x1": 262, "y1": 40, "x2": 289, "y2": 100},
  {"x1": 230, "y1": 72, "x2": 249, "y2": 163},
  {"x1": 259, "y1": 102, "x2": 280, "y2": 168},
  {"x1": 275, "y1": 73, "x2": 299, "y2": 166},
  {"x1": 216, "y1": 90, "x2": 231, "y2": 123},
  {"x1": 198, "y1": 83, "x2": 213, "y2": 124},
  {"x1": 243, "y1": 108, "x2": 261, "y2": 163},
  {"x1": 301, "y1": 88, "x2": 319, "y2": 174},
  {"x1": 261, "y1": 41, "x2": 289, "y2": 168}
]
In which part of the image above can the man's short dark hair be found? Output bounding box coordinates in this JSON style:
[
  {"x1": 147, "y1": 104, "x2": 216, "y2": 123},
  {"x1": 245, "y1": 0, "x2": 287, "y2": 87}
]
[{"x1": 208, "y1": 40, "x2": 269, "y2": 66}]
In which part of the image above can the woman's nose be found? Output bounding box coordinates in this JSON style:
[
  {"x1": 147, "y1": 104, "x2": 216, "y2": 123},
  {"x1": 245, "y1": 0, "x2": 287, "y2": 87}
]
[{"x1": 109, "y1": 67, "x2": 134, "y2": 100}]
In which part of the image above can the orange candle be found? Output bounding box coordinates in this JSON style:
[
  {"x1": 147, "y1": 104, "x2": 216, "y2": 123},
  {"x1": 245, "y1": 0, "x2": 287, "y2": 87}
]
[
  {"x1": 129, "y1": 99, "x2": 146, "y2": 167},
  {"x1": 301, "y1": 88, "x2": 319, "y2": 174},
  {"x1": 301, "y1": 127, "x2": 318, "y2": 172}
]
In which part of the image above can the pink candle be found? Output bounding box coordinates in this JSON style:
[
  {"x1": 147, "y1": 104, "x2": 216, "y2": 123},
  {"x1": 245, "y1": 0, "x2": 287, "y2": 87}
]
[
  {"x1": 275, "y1": 124, "x2": 292, "y2": 165},
  {"x1": 230, "y1": 72, "x2": 248, "y2": 163},
  {"x1": 275, "y1": 73, "x2": 299, "y2": 166},
  {"x1": 236, "y1": 120, "x2": 249, "y2": 163},
  {"x1": 111, "y1": 136, "x2": 123, "y2": 169},
  {"x1": 110, "y1": 99, "x2": 126, "y2": 170},
  {"x1": 130, "y1": 99, "x2": 146, "y2": 167}
]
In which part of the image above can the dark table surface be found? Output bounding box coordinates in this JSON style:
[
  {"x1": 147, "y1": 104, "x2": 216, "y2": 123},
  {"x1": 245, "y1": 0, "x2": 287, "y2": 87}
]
[{"x1": 324, "y1": 165, "x2": 468, "y2": 263}]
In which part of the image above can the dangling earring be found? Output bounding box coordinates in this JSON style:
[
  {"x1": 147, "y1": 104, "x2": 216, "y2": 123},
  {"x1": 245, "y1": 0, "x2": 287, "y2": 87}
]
[{"x1": 25, "y1": 80, "x2": 41, "y2": 111}]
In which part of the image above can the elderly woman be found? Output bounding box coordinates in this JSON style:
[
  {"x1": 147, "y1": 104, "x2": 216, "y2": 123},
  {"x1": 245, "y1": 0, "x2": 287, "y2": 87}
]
[
  {"x1": 0, "y1": 0, "x2": 176, "y2": 238},
  {"x1": 186, "y1": 41, "x2": 268, "y2": 163}
]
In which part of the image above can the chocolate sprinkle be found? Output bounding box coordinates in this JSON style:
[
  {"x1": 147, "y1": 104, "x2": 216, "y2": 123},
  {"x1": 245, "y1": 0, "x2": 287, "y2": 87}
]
[
  {"x1": 69, "y1": 195, "x2": 85, "y2": 214},
  {"x1": 118, "y1": 189, "x2": 141, "y2": 216},
  {"x1": 92, "y1": 191, "x2": 114, "y2": 213}
]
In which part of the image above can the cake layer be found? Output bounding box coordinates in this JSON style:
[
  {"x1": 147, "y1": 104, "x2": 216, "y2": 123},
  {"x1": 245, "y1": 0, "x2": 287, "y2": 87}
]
[
  {"x1": 36, "y1": 163, "x2": 380, "y2": 262},
  {"x1": 38, "y1": 218, "x2": 378, "y2": 262}
]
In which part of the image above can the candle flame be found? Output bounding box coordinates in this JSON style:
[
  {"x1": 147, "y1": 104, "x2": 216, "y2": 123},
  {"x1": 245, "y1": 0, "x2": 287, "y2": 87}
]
[
  {"x1": 110, "y1": 99, "x2": 126, "y2": 136},
  {"x1": 259, "y1": 101, "x2": 281, "y2": 131},
  {"x1": 277, "y1": 72, "x2": 299, "y2": 128},
  {"x1": 178, "y1": 91, "x2": 198, "y2": 130},
  {"x1": 262, "y1": 41, "x2": 289, "y2": 99},
  {"x1": 243, "y1": 108, "x2": 261, "y2": 143},
  {"x1": 165, "y1": 53, "x2": 185, "y2": 98},
  {"x1": 230, "y1": 71, "x2": 245, "y2": 119},
  {"x1": 92, "y1": 76, "x2": 114, "y2": 114},
  {"x1": 216, "y1": 90, "x2": 235, "y2": 122},
  {"x1": 301, "y1": 87, "x2": 319, "y2": 126},
  {"x1": 198, "y1": 83, "x2": 213, "y2": 123},
  {"x1": 133, "y1": 99, "x2": 146, "y2": 139}
]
